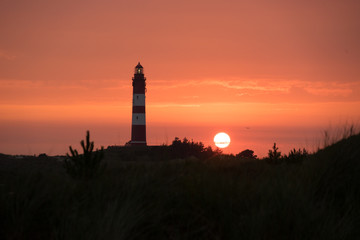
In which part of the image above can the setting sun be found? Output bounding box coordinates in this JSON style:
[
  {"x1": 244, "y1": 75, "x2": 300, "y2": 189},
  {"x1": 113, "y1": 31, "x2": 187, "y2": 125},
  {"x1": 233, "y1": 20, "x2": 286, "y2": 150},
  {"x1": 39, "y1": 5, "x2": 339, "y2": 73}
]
[{"x1": 214, "y1": 132, "x2": 231, "y2": 148}]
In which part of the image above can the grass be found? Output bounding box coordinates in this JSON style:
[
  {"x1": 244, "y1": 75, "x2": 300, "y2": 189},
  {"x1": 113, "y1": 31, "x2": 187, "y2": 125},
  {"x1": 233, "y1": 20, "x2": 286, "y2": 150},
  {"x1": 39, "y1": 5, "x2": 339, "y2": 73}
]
[{"x1": 0, "y1": 133, "x2": 359, "y2": 239}]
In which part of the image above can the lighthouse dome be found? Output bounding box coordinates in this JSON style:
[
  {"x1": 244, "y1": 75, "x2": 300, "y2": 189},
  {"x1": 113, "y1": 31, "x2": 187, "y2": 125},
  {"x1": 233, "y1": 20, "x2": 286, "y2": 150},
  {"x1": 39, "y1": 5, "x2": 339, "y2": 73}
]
[
  {"x1": 136, "y1": 62, "x2": 143, "y2": 69},
  {"x1": 135, "y1": 62, "x2": 144, "y2": 74}
]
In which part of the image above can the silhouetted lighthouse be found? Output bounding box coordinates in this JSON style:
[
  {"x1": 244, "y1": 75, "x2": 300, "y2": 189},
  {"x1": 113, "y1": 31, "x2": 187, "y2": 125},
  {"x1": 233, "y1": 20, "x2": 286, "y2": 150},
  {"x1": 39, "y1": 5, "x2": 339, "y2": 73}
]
[{"x1": 131, "y1": 62, "x2": 146, "y2": 146}]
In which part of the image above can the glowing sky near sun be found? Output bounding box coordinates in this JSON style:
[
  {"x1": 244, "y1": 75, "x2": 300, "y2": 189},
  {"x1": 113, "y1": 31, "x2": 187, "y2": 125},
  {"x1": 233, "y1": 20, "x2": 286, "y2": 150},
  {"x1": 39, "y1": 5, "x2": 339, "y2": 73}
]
[{"x1": 1, "y1": 0, "x2": 360, "y2": 157}]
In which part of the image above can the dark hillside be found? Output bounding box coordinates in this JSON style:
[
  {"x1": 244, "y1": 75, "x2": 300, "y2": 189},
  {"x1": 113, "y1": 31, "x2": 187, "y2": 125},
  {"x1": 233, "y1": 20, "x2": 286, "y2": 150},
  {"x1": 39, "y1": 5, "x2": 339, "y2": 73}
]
[
  {"x1": 0, "y1": 134, "x2": 359, "y2": 239},
  {"x1": 307, "y1": 134, "x2": 360, "y2": 224}
]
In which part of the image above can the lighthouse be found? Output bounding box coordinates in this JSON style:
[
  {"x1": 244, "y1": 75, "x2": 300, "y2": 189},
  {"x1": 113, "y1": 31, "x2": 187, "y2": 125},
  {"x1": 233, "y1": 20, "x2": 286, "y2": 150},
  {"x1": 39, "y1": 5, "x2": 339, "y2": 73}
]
[{"x1": 131, "y1": 62, "x2": 146, "y2": 146}]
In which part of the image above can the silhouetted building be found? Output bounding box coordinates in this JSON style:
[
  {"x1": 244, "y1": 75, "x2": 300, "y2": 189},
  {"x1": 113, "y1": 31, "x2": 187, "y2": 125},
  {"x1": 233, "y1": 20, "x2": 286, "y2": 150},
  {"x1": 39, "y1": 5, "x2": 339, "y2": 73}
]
[{"x1": 131, "y1": 62, "x2": 147, "y2": 146}]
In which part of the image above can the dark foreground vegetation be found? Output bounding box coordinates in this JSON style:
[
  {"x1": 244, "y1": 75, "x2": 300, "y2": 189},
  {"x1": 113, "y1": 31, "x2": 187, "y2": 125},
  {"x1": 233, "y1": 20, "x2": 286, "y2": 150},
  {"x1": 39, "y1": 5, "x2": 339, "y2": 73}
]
[{"x1": 0, "y1": 133, "x2": 359, "y2": 239}]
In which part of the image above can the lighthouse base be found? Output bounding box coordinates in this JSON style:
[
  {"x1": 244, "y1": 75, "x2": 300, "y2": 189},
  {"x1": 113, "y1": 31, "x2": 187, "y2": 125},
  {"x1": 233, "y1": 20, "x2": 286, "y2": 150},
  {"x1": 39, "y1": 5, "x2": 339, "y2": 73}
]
[
  {"x1": 130, "y1": 141, "x2": 147, "y2": 146},
  {"x1": 131, "y1": 125, "x2": 146, "y2": 146}
]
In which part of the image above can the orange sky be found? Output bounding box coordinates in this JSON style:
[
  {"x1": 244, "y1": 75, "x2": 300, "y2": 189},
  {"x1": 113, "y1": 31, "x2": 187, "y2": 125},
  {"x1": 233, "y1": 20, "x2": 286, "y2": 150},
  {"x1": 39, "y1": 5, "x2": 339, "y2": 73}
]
[{"x1": 1, "y1": 0, "x2": 360, "y2": 157}]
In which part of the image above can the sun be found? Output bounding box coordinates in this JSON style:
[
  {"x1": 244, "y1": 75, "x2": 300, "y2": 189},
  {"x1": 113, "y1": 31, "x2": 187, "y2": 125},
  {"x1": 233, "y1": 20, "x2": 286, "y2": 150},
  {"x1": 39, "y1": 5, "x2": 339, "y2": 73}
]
[{"x1": 214, "y1": 132, "x2": 231, "y2": 148}]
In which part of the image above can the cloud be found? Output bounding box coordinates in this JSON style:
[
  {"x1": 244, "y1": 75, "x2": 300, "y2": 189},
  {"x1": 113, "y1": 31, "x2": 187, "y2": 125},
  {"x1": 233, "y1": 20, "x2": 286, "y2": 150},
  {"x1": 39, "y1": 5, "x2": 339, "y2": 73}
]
[
  {"x1": 237, "y1": 93, "x2": 251, "y2": 97},
  {"x1": 0, "y1": 78, "x2": 128, "y2": 89},
  {"x1": 151, "y1": 79, "x2": 290, "y2": 92},
  {"x1": 149, "y1": 103, "x2": 201, "y2": 108},
  {"x1": 149, "y1": 77, "x2": 360, "y2": 106},
  {"x1": 0, "y1": 79, "x2": 132, "y2": 105},
  {"x1": 303, "y1": 82, "x2": 354, "y2": 97},
  {"x1": 152, "y1": 78, "x2": 358, "y2": 98},
  {"x1": 0, "y1": 50, "x2": 16, "y2": 60},
  {"x1": 205, "y1": 80, "x2": 289, "y2": 92},
  {"x1": 182, "y1": 95, "x2": 200, "y2": 99}
]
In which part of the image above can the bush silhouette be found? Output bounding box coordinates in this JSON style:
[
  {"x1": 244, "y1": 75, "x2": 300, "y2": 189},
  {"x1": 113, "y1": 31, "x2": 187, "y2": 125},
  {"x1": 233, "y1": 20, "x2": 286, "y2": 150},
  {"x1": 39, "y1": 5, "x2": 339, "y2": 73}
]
[
  {"x1": 64, "y1": 131, "x2": 105, "y2": 180},
  {"x1": 236, "y1": 149, "x2": 257, "y2": 160},
  {"x1": 266, "y1": 143, "x2": 282, "y2": 164},
  {"x1": 170, "y1": 137, "x2": 219, "y2": 159},
  {"x1": 284, "y1": 148, "x2": 308, "y2": 164}
]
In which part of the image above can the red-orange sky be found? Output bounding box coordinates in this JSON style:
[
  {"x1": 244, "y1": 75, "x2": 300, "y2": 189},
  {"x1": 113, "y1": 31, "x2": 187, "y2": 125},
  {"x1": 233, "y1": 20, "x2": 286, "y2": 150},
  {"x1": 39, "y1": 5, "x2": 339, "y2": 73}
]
[{"x1": 1, "y1": 0, "x2": 360, "y2": 157}]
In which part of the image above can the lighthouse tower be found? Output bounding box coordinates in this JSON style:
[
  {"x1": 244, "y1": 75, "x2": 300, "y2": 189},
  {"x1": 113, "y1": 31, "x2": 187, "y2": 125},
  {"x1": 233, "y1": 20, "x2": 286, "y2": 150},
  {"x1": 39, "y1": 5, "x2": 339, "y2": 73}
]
[{"x1": 131, "y1": 62, "x2": 146, "y2": 146}]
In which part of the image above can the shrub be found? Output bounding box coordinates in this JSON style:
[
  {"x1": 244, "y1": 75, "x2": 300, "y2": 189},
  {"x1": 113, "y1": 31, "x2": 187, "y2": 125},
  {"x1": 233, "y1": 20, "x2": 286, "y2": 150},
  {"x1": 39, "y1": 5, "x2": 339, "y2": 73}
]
[
  {"x1": 266, "y1": 143, "x2": 282, "y2": 164},
  {"x1": 284, "y1": 148, "x2": 308, "y2": 164},
  {"x1": 170, "y1": 137, "x2": 219, "y2": 160},
  {"x1": 236, "y1": 149, "x2": 257, "y2": 160},
  {"x1": 64, "y1": 131, "x2": 105, "y2": 180}
]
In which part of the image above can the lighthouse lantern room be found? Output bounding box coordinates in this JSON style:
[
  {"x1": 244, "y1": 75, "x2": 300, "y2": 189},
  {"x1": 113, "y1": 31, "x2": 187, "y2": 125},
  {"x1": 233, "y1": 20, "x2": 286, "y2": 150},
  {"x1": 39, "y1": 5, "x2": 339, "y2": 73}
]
[{"x1": 131, "y1": 62, "x2": 147, "y2": 146}]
